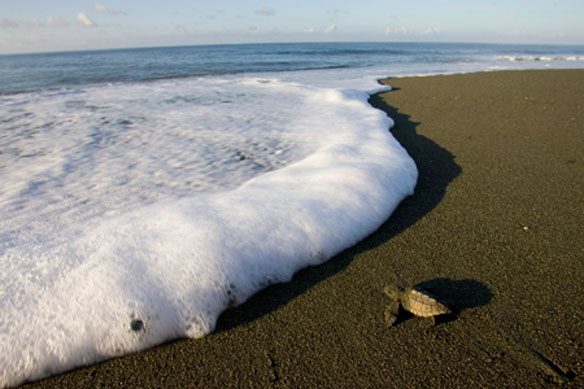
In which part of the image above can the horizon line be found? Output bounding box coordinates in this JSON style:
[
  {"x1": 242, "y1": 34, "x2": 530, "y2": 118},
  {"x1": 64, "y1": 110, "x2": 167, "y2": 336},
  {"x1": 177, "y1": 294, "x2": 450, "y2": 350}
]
[{"x1": 2, "y1": 39, "x2": 584, "y2": 57}]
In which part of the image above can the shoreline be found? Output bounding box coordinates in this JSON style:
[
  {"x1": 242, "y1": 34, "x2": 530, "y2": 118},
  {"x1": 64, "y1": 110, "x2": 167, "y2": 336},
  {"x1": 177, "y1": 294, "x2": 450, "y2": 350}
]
[{"x1": 23, "y1": 69, "x2": 584, "y2": 387}]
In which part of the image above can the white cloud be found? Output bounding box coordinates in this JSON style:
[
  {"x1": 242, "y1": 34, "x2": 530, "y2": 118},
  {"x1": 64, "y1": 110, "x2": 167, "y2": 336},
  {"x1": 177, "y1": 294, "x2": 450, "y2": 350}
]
[
  {"x1": 256, "y1": 7, "x2": 275, "y2": 16},
  {"x1": 175, "y1": 24, "x2": 188, "y2": 34},
  {"x1": 422, "y1": 27, "x2": 443, "y2": 35},
  {"x1": 47, "y1": 15, "x2": 68, "y2": 27},
  {"x1": 76, "y1": 13, "x2": 96, "y2": 27},
  {"x1": 93, "y1": 3, "x2": 124, "y2": 15},
  {"x1": 304, "y1": 26, "x2": 315, "y2": 33},
  {"x1": 23, "y1": 18, "x2": 43, "y2": 27},
  {"x1": 385, "y1": 26, "x2": 443, "y2": 36},
  {"x1": 385, "y1": 26, "x2": 409, "y2": 35},
  {"x1": 324, "y1": 23, "x2": 337, "y2": 34},
  {"x1": 0, "y1": 17, "x2": 19, "y2": 28}
]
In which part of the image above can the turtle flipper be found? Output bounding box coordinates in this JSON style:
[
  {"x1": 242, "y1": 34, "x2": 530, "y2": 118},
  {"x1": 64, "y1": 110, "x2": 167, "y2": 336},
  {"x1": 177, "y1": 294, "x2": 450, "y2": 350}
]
[{"x1": 384, "y1": 301, "x2": 400, "y2": 327}]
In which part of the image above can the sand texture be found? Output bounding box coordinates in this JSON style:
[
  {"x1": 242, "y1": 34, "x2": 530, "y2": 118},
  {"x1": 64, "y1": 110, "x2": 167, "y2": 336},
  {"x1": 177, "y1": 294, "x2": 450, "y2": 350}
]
[{"x1": 23, "y1": 69, "x2": 584, "y2": 387}]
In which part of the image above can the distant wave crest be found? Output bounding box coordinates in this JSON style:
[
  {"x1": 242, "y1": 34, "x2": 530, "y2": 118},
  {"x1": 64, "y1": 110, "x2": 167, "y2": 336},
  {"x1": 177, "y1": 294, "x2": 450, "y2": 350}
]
[{"x1": 497, "y1": 55, "x2": 584, "y2": 62}]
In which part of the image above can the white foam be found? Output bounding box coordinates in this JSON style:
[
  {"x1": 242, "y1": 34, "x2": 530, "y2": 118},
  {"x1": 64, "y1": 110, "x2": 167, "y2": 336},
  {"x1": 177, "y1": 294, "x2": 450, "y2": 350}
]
[
  {"x1": 0, "y1": 76, "x2": 417, "y2": 386},
  {"x1": 497, "y1": 55, "x2": 584, "y2": 62}
]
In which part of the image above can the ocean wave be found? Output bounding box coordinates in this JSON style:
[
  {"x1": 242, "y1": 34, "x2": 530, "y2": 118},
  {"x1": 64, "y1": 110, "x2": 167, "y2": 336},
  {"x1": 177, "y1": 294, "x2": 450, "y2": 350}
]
[
  {"x1": 0, "y1": 76, "x2": 417, "y2": 387},
  {"x1": 497, "y1": 55, "x2": 584, "y2": 62}
]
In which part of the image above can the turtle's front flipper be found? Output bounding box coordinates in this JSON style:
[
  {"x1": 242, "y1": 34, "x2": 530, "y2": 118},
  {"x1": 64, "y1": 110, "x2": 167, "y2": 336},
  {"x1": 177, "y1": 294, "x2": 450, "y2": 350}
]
[{"x1": 384, "y1": 301, "x2": 400, "y2": 327}]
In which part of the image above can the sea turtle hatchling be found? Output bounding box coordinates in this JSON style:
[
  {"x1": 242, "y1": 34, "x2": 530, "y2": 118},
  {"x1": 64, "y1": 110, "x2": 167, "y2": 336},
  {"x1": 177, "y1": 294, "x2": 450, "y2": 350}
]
[{"x1": 383, "y1": 284, "x2": 451, "y2": 327}]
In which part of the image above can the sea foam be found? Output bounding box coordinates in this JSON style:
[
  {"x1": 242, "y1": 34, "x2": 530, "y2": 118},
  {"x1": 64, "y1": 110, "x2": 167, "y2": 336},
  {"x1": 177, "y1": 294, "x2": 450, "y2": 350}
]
[{"x1": 0, "y1": 76, "x2": 417, "y2": 386}]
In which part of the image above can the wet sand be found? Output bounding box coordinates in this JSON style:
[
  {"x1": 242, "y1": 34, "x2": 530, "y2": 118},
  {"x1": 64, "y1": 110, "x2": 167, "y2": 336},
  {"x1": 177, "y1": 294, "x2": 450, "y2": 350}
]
[{"x1": 24, "y1": 69, "x2": 584, "y2": 387}]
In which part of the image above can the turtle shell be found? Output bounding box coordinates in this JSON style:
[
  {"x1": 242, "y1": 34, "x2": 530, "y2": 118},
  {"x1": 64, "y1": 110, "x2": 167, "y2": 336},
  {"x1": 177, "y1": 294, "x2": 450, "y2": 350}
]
[{"x1": 401, "y1": 287, "x2": 451, "y2": 317}]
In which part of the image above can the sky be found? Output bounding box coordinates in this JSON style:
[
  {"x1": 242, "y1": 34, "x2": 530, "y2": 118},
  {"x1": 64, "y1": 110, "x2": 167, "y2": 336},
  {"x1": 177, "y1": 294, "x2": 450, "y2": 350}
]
[{"x1": 1, "y1": 0, "x2": 583, "y2": 54}]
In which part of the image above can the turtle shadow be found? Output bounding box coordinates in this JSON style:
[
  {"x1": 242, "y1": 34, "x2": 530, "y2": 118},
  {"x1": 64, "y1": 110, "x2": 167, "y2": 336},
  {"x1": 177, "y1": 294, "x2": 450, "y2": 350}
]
[
  {"x1": 389, "y1": 309, "x2": 452, "y2": 328},
  {"x1": 390, "y1": 309, "x2": 415, "y2": 327},
  {"x1": 414, "y1": 278, "x2": 494, "y2": 312},
  {"x1": 215, "y1": 82, "x2": 462, "y2": 333}
]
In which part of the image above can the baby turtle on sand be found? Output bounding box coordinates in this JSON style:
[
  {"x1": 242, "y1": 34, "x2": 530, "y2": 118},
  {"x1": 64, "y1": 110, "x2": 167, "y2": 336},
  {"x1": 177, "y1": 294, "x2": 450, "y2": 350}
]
[{"x1": 383, "y1": 284, "x2": 451, "y2": 327}]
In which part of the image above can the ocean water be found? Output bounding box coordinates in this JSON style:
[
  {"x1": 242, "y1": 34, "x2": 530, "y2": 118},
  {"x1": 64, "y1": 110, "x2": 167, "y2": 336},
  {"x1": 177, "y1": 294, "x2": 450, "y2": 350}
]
[{"x1": 1, "y1": 42, "x2": 583, "y2": 386}]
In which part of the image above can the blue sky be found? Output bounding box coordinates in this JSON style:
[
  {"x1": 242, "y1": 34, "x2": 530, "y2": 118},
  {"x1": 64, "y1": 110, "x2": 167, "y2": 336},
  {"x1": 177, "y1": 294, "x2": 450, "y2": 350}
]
[{"x1": 1, "y1": 0, "x2": 583, "y2": 54}]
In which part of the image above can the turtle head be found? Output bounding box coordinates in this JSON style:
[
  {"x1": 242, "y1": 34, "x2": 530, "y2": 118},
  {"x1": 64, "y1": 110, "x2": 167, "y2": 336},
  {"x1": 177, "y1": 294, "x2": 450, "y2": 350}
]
[{"x1": 383, "y1": 284, "x2": 401, "y2": 300}]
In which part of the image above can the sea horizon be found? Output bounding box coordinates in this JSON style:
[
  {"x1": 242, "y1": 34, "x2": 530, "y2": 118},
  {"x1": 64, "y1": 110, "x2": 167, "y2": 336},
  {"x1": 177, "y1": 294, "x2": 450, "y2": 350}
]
[{"x1": 3, "y1": 39, "x2": 584, "y2": 57}]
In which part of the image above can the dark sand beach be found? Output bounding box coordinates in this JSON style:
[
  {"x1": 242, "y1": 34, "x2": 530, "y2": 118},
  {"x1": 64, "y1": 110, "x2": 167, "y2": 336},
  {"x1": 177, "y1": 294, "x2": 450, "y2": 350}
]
[{"x1": 24, "y1": 69, "x2": 584, "y2": 387}]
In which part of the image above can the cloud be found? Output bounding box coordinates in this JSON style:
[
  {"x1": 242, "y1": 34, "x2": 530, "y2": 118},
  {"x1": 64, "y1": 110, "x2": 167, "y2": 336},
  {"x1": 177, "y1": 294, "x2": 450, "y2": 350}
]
[
  {"x1": 0, "y1": 17, "x2": 19, "y2": 28},
  {"x1": 255, "y1": 7, "x2": 275, "y2": 16},
  {"x1": 23, "y1": 18, "x2": 43, "y2": 27},
  {"x1": 93, "y1": 3, "x2": 124, "y2": 15},
  {"x1": 422, "y1": 27, "x2": 443, "y2": 35},
  {"x1": 76, "y1": 13, "x2": 96, "y2": 27},
  {"x1": 304, "y1": 26, "x2": 315, "y2": 33},
  {"x1": 47, "y1": 15, "x2": 68, "y2": 27},
  {"x1": 385, "y1": 26, "x2": 443, "y2": 36},
  {"x1": 385, "y1": 26, "x2": 409, "y2": 35},
  {"x1": 324, "y1": 23, "x2": 337, "y2": 34}
]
